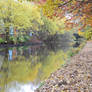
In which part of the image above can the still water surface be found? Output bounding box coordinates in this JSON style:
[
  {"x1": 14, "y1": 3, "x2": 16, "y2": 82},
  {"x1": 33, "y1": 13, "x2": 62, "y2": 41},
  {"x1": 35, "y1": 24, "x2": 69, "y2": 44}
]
[{"x1": 0, "y1": 45, "x2": 70, "y2": 92}]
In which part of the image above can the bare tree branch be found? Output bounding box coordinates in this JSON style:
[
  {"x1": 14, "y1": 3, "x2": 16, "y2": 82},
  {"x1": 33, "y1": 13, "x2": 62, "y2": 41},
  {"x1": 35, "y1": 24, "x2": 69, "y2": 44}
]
[{"x1": 58, "y1": 0, "x2": 73, "y2": 7}]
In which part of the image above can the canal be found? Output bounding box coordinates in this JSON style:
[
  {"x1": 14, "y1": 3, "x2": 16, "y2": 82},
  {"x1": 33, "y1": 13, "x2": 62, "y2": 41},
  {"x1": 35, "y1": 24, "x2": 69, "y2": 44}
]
[{"x1": 0, "y1": 44, "x2": 71, "y2": 92}]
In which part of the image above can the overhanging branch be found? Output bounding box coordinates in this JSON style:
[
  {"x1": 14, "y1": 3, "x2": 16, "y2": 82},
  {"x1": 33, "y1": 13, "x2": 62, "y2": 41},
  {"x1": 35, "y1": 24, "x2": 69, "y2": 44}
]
[{"x1": 58, "y1": 0, "x2": 73, "y2": 7}]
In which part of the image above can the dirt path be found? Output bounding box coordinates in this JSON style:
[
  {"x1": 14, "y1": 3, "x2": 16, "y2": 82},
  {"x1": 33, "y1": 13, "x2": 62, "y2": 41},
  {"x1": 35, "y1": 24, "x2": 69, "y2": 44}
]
[{"x1": 35, "y1": 41, "x2": 92, "y2": 92}]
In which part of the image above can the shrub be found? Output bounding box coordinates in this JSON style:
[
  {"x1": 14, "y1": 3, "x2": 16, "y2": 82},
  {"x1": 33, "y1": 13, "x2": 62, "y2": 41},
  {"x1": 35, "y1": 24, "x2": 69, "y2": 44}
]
[
  {"x1": 0, "y1": 38, "x2": 5, "y2": 43},
  {"x1": 83, "y1": 26, "x2": 92, "y2": 40}
]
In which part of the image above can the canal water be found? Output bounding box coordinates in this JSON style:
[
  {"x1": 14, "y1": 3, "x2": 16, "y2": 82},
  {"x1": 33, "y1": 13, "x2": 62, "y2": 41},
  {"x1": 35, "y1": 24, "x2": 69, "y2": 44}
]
[{"x1": 0, "y1": 44, "x2": 71, "y2": 92}]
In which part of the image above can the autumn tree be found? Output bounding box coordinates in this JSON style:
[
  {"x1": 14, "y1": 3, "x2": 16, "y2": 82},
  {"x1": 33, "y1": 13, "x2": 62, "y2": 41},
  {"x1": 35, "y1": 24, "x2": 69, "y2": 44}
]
[
  {"x1": 38, "y1": 0, "x2": 92, "y2": 32},
  {"x1": 17, "y1": 0, "x2": 92, "y2": 40},
  {"x1": 0, "y1": 0, "x2": 43, "y2": 43}
]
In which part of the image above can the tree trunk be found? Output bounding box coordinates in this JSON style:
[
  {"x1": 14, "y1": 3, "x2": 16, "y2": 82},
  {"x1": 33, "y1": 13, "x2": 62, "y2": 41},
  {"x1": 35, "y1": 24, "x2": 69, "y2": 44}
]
[{"x1": 5, "y1": 27, "x2": 10, "y2": 44}]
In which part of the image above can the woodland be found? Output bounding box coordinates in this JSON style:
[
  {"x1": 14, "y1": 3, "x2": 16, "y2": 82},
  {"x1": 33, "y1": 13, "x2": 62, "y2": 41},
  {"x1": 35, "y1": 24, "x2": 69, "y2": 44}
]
[{"x1": 0, "y1": 0, "x2": 92, "y2": 45}]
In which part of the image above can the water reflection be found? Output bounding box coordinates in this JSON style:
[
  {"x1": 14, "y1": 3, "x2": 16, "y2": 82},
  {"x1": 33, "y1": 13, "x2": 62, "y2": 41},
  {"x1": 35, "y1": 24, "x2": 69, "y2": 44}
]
[
  {"x1": 0, "y1": 45, "x2": 69, "y2": 92},
  {"x1": 5, "y1": 82, "x2": 39, "y2": 92}
]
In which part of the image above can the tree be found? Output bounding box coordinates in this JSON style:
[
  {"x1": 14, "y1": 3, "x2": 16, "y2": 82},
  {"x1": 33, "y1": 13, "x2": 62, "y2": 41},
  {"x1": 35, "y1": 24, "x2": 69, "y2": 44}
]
[
  {"x1": 38, "y1": 0, "x2": 92, "y2": 32},
  {"x1": 0, "y1": 0, "x2": 43, "y2": 43},
  {"x1": 83, "y1": 26, "x2": 92, "y2": 40}
]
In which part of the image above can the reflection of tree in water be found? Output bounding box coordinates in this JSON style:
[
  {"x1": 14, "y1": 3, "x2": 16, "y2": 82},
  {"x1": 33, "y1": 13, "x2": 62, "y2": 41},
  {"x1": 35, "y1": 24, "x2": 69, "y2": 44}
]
[
  {"x1": 15, "y1": 45, "x2": 49, "y2": 61},
  {"x1": 0, "y1": 47, "x2": 9, "y2": 92},
  {"x1": 0, "y1": 43, "x2": 67, "y2": 62},
  {"x1": 0, "y1": 43, "x2": 70, "y2": 92},
  {"x1": 0, "y1": 49, "x2": 41, "y2": 91},
  {"x1": 44, "y1": 32, "x2": 73, "y2": 52}
]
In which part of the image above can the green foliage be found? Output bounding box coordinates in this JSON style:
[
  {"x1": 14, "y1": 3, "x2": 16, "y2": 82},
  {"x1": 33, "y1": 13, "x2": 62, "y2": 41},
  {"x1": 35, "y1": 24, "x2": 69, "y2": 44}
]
[
  {"x1": 67, "y1": 41, "x2": 86, "y2": 58},
  {"x1": 68, "y1": 51, "x2": 75, "y2": 57},
  {"x1": 83, "y1": 26, "x2": 92, "y2": 40},
  {"x1": 0, "y1": 0, "x2": 43, "y2": 31},
  {"x1": 24, "y1": 35, "x2": 30, "y2": 41},
  {"x1": 40, "y1": 16, "x2": 65, "y2": 35},
  {"x1": 9, "y1": 36, "x2": 17, "y2": 42},
  {"x1": 18, "y1": 36, "x2": 25, "y2": 42},
  {"x1": 0, "y1": 0, "x2": 66, "y2": 44},
  {"x1": 0, "y1": 38, "x2": 5, "y2": 43},
  {"x1": 38, "y1": 81, "x2": 45, "y2": 89},
  {"x1": 9, "y1": 35, "x2": 30, "y2": 43}
]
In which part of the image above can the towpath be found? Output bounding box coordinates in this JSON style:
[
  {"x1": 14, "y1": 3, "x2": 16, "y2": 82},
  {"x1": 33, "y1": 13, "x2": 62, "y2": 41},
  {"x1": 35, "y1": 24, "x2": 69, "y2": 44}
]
[{"x1": 36, "y1": 41, "x2": 92, "y2": 92}]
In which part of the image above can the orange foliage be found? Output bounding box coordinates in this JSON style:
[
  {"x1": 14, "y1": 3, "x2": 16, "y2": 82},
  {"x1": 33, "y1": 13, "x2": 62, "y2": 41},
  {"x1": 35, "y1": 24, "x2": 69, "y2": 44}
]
[{"x1": 37, "y1": 0, "x2": 92, "y2": 31}]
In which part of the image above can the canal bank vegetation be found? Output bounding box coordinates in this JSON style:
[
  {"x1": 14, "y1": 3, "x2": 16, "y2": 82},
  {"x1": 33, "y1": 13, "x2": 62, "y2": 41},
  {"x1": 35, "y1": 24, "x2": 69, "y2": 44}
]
[
  {"x1": 0, "y1": 0, "x2": 65, "y2": 45},
  {"x1": 0, "y1": 0, "x2": 91, "y2": 46},
  {"x1": 0, "y1": 0, "x2": 43, "y2": 44}
]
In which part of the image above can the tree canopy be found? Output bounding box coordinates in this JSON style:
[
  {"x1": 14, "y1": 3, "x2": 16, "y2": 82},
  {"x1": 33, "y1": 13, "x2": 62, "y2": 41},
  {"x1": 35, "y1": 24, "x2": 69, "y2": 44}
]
[
  {"x1": 0, "y1": 0, "x2": 92, "y2": 41},
  {"x1": 0, "y1": 0, "x2": 43, "y2": 31},
  {"x1": 37, "y1": 0, "x2": 92, "y2": 31}
]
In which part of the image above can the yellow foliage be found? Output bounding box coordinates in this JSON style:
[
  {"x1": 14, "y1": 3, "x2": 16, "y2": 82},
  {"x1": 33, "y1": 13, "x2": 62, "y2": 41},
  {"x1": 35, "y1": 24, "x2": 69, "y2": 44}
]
[
  {"x1": 78, "y1": 31, "x2": 84, "y2": 36},
  {"x1": 0, "y1": 0, "x2": 43, "y2": 31}
]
